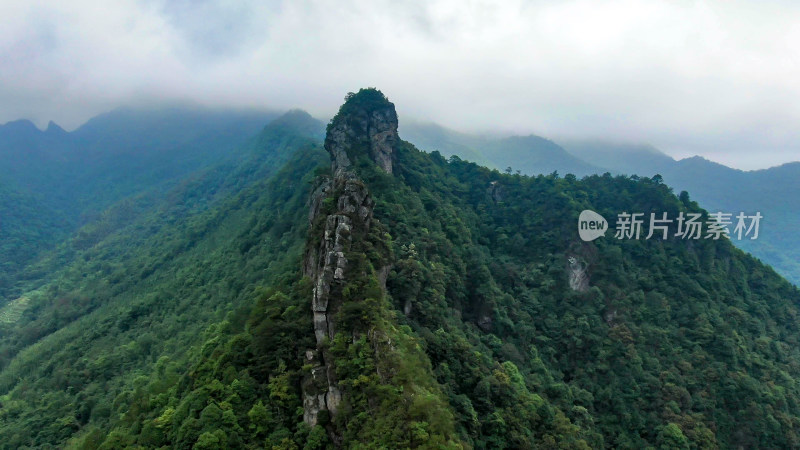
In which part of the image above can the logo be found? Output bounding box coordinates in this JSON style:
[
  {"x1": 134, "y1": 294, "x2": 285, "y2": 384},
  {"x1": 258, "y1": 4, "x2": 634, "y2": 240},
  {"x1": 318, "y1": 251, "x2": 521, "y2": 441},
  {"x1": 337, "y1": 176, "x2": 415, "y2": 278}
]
[
  {"x1": 578, "y1": 210, "x2": 608, "y2": 241},
  {"x1": 578, "y1": 209, "x2": 762, "y2": 242}
]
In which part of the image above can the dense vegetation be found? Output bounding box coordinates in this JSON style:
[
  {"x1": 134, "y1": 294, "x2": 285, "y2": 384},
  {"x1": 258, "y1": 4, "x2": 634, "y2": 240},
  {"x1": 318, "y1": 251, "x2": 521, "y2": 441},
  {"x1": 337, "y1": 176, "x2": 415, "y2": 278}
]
[
  {"x1": 403, "y1": 124, "x2": 800, "y2": 286},
  {"x1": 366, "y1": 140, "x2": 800, "y2": 448},
  {"x1": 0, "y1": 90, "x2": 799, "y2": 448},
  {"x1": 565, "y1": 140, "x2": 800, "y2": 287},
  {"x1": 0, "y1": 181, "x2": 67, "y2": 292},
  {"x1": 0, "y1": 111, "x2": 326, "y2": 448},
  {"x1": 0, "y1": 107, "x2": 279, "y2": 299}
]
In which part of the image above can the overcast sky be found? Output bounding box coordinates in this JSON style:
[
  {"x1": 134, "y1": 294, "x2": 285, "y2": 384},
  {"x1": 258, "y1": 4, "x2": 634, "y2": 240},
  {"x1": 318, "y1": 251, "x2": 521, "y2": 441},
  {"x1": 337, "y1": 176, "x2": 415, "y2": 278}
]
[{"x1": 1, "y1": 0, "x2": 798, "y2": 169}]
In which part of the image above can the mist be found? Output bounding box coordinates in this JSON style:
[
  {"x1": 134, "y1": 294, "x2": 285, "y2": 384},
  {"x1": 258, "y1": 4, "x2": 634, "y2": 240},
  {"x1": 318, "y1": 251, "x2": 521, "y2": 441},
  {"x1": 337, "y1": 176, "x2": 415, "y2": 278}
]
[{"x1": 2, "y1": 0, "x2": 799, "y2": 169}]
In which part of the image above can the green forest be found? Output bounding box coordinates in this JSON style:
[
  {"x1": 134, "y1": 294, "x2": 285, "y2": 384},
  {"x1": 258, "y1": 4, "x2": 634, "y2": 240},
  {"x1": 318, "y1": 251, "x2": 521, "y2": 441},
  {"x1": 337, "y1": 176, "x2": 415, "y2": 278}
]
[{"x1": 1, "y1": 89, "x2": 799, "y2": 449}]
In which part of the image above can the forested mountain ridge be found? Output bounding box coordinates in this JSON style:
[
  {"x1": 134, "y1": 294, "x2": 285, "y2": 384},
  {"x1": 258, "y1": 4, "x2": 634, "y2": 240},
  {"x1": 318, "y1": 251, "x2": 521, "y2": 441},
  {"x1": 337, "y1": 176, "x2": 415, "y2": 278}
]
[
  {"x1": 0, "y1": 109, "x2": 327, "y2": 447},
  {"x1": 327, "y1": 90, "x2": 800, "y2": 448},
  {"x1": 403, "y1": 124, "x2": 800, "y2": 286},
  {"x1": 0, "y1": 89, "x2": 799, "y2": 449},
  {"x1": 561, "y1": 140, "x2": 800, "y2": 286}
]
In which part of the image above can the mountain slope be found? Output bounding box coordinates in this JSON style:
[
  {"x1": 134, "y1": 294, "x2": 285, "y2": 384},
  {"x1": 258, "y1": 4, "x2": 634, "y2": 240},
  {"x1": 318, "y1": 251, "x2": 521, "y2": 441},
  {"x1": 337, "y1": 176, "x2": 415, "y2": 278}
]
[
  {"x1": 0, "y1": 181, "x2": 68, "y2": 294},
  {"x1": 406, "y1": 131, "x2": 800, "y2": 286},
  {"x1": 0, "y1": 110, "x2": 327, "y2": 448},
  {"x1": 560, "y1": 140, "x2": 800, "y2": 285},
  {"x1": 1, "y1": 91, "x2": 799, "y2": 449},
  {"x1": 356, "y1": 93, "x2": 800, "y2": 448},
  {"x1": 0, "y1": 106, "x2": 283, "y2": 301}
]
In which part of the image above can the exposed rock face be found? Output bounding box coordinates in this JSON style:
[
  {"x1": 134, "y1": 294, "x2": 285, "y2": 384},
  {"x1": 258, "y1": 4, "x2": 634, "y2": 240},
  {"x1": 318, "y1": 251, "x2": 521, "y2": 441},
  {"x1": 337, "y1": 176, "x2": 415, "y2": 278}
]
[
  {"x1": 302, "y1": 175, "x2": 373, "y2": 428},
  {"x1": 307, "y1": 175, "x2": 374, "y2": 346},
  {"x1": 301, "y1": 350, "x2": 329, "y2": 425},
  {"x1": 477, "y1": 314, "x2": 493, "y2": 332},
  {"x1": 567, "y1": 256, "x2": 590, "y2": 292},
  {"x1": 302, "y1": 90, "x2": 395, "y2": 429},
  {"x1": 488, "y1": 181, "x2": 503, "y2": 203},
  {"x1": 324, "y1": 91, "x2": 398, "y2": 175},
  {"x1": 324, "y1": 126, "x2": 354, "y2": 174},
  {"x1": 367, "y1": 107, "x2": 397, "y2": 174}
]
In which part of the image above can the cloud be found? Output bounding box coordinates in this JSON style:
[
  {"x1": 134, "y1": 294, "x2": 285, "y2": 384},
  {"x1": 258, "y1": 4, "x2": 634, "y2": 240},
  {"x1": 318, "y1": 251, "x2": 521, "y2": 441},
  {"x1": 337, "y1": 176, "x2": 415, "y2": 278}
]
[{"x1": 1, "y1": 0, "x2": 798, "y2": 169}]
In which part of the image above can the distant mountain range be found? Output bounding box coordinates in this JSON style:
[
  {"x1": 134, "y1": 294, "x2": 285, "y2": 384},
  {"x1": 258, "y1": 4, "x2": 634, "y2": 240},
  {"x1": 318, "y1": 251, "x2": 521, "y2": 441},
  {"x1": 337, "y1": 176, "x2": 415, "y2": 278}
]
[
  {"x1": 401, "y1": 120, "x2": 603, "y2": 177},
  {"x1": 402, "y1": 122, "x2": 800, "y2": 285},
  {"x1": 3, "y1": 110, "x2": 797, "y2": 288},
  {"x1": 0, "y1": 106, "x2": 279, "y2": 296},
  {"x1": 0, "y1": 106, "x2": 281, "y2": 219}
]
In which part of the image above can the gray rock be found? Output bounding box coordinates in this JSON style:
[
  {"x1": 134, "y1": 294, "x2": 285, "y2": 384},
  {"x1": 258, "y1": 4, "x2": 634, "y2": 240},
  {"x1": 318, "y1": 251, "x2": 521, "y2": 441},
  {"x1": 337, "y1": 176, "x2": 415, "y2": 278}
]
[
  {"x1": 301, "y1": 166, "x2": 378, "y2": 429},
  {"x1": 324, "y1": 97, "x2": 398, "y2": 175},
  {"x1": 477, "y1": 314, "x2": 493, "y2": 332},
  {"x1": 488, "y1": 181, "x2": 503, "y2": 203},
  {"x1": 567, "y1": 256, "x2": 590, "y2": 292},
  {"x1": 301, "y1": 90, "x2": 399, "y2": 433}
]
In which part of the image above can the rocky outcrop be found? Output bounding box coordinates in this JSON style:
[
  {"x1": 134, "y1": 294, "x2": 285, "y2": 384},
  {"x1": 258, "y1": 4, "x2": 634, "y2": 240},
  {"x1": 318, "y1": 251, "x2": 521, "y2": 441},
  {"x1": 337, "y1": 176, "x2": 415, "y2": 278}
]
[
  {"x1": 301, "y1": 349, "x2": 330, "y2": 425},
  {"x1": 307, "y1": 175, "x2": 374, "y2": 345},
  {"x1": 302, "y1": 174, "x2": 373, "y2": 428},
  {"x1": 324, "y1": 90, "x2": 398, "y2": 175},
  {"x1": 477, "y1": 314, "x2": 493, "y2": 332},
  {"x1": 366, "y1": 107, "x2": 397, "y2": 174},
  {"x1": 567, "y1": 256, "x2": 590, "y2": 292},
  {"x1": 488, "y1": 181, "x2": 503, "y2": 203},
  {"x1": 301, "y1": 89, "x2": 396, "y2": 429}
]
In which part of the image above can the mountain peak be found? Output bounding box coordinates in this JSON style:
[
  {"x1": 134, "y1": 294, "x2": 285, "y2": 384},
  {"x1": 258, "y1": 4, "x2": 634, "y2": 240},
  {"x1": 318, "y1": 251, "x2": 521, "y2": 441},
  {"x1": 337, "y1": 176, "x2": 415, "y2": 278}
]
[
  {"x1": 325, "y1": 88, "x2": 398, "y2": 174},
  {"x1": 45, "y1": 120, "x2": 66, "y2": 135},
  {"x1": 0, "y1": 119, "x2": 39, "y2": 135},
  {"x1": 263, "y1": 109, "x2": 324, "y2": 138}
]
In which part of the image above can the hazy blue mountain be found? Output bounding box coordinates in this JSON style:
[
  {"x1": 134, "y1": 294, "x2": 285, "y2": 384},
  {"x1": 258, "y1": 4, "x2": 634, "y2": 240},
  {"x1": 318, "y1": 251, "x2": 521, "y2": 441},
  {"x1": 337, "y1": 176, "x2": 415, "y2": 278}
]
[
  {"x1": 1, "y1": 106, "x2": 281, "y2": 220},
  {"x1": 400, "y1": 120, "x2": 492, "y2": 166},
  {"x1": 402, "y1": 121, "x2": 602, "y2": 176},
  {"x1": 559, "y1": 139, "x2": 676, "y2": 176},
  {"x1": 0, "y1": 108, "x2": 330, "y2": 447},
  {"x1": 480, "y1": 135, "x2": 602, "y2": 177},
  {"x1": 0, "y1": 105, "x2": 286, "y2": 298}
]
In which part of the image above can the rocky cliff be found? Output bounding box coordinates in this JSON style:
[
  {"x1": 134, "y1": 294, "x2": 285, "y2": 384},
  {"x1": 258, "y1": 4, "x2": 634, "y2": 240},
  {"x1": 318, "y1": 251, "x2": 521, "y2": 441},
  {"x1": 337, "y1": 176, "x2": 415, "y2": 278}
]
[
  {"x1": 301, "y1": 173, "x2": 374, "y2": 428},
  {"x1": 323, "y1": 89, "x2": 398, "y2": 175},
  {"x1": 301, "y1": 89, "x2": 396, "y2": 430}
]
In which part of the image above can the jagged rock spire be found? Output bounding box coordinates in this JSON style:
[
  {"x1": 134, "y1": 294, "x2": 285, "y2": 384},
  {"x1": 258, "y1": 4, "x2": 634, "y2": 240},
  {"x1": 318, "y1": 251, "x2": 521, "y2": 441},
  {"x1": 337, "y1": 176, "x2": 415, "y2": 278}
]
[
  {"x1": 302, "y1": 89, "x2": 390, "y2": 432},
  {"x1": 324, "y1": 88, "x2": 398, "y2": 175}
]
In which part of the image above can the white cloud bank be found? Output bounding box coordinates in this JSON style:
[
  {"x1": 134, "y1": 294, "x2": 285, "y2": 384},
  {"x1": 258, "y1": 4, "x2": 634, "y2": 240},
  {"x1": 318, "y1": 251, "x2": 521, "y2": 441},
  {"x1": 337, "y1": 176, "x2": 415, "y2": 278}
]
[{"x1": 1, "y1": 0, "x2": 798, "y2": 169}]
